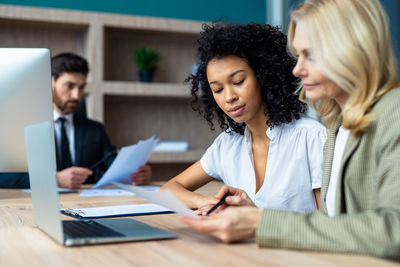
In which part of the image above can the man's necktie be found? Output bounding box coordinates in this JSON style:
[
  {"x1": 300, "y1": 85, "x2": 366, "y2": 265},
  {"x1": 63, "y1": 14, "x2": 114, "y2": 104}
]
[{"x1": 58, "y1": 117, "x2": 72, "y2": 170}]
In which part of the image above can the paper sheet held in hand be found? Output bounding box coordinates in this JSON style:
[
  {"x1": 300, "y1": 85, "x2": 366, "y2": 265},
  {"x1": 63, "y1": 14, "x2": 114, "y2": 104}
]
[{"x1": 94, "y1": 136, "x2": 158, "y2": 188}]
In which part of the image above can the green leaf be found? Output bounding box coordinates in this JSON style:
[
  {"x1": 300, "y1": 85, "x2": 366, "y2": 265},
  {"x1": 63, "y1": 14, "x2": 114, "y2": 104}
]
[{"x1": 133, "y1": 47, "x2": 162, "y2": 71}]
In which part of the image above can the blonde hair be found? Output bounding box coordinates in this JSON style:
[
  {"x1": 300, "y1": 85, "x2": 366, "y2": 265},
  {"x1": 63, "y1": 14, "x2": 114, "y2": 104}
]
[{"x1": 288, "y1": 0, "x2": 399, "y2": 135}]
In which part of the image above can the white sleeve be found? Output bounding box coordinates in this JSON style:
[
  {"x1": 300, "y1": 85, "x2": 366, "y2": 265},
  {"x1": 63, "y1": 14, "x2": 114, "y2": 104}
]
[
  {"x1": 308, "y1": 126, "x2": 327, "y2": 189},
  {"x1": 199, "y1": 133, "x2": 226, "y2": 180}
]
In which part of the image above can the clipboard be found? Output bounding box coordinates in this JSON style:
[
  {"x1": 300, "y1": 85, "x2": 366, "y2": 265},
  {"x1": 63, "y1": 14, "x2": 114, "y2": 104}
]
[{"x1": 61, "y1": 203, "x2": 172, "y2": 219}]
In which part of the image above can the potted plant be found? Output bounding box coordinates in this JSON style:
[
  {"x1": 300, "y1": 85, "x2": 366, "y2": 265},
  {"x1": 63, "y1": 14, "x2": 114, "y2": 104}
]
[{"x1": 133, "y1": 47, "x2": 162, "y2": 82}]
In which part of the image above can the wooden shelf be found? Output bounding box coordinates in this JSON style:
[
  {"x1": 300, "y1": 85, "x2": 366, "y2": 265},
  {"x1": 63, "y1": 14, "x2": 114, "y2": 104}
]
[
  {"x1": 148, "y1": 149, "x2": 205, "y2": 163},
  {"x1": 101, "y1": 81, "x2": 190, "y2": 98}
]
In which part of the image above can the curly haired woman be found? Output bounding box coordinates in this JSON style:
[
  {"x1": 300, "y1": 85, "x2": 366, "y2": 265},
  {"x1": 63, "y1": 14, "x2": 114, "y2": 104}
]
[{"x1": 161, "y1": 22, "x2": 326, "y2": 214}]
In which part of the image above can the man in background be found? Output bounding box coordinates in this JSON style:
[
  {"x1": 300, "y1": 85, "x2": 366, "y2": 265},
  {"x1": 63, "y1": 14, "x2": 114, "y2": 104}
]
[{"x1": 0, "y1": 52, "x2": 151, "y2": 189}]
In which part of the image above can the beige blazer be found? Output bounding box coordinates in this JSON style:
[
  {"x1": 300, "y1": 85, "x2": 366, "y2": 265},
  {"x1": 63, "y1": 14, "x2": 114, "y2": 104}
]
[{"x1": 256, "y1": 88, "x2": 400, "y2": 260}]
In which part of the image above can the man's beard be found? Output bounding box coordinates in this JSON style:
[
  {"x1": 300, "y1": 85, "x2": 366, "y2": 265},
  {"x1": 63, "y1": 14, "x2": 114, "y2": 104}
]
[{"x1": 53, "y1": 93, "x2": 79, "y2": 114}]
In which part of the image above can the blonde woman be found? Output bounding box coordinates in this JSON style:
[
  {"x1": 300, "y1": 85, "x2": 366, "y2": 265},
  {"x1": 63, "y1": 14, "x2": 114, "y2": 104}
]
[{"x1": 182, "y1": 0, "x2": 400, "y2": 260}]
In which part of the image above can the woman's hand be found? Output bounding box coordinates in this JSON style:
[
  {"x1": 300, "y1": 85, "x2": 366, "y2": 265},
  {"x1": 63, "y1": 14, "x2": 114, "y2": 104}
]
[
  {"x1": 216, "y1": 185, "x2": 255, "y2": 207},
  {"x1": 194, "y1": 201, "x2": 219, "y2": 216},
  {"x1": 195, "y1": 186, "x2": 256, "y2": 216},
  {"x1": 183, "y1": 206, "x2": 262, "y2": 243},
  {"x1": 194, "y1": 195, "x2": 220, "y2": 215}
]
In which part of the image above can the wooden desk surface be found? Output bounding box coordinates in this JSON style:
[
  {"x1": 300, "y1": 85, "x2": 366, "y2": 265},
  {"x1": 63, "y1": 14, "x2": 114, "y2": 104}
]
[{"x1": 0, "y1": 181, "x2": 398, "y2": 267}]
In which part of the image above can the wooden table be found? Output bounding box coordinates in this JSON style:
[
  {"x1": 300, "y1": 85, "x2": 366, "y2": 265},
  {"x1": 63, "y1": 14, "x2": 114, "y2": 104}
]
[{"x1": 0, "y1": 181, "x2": 398, "y2": 267}]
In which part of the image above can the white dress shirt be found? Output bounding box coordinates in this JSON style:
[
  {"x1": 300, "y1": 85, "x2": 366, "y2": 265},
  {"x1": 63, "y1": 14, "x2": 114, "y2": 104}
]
[
  {"x1": 200, "y1": 117, "x2": 327, "y2": 213},
  {"x1": 53, "y1": 110, "x2": 76, "y2": 164},
  {"x1": 326, "y1": 126, "x2": 350, "y2": 217}
]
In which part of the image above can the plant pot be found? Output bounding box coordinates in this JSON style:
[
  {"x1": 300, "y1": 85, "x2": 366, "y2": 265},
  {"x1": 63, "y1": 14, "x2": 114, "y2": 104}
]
[{"x1": 138, "y1": 70, "x2": 155, "y2": 82}]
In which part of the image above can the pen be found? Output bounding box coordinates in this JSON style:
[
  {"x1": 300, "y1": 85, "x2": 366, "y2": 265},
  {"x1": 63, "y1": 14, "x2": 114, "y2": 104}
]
[
  {"x1": 206, "y1": 192, "x2": 231, "y2": 215},
  {"x1": 89, "y1": 151, "x2": 117, "y2": 170}
]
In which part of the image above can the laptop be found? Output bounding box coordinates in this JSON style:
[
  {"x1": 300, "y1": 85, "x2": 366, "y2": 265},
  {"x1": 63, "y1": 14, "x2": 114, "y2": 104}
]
[{"x1": 24, "y1": 121, "x2": 176, "y2": 246}]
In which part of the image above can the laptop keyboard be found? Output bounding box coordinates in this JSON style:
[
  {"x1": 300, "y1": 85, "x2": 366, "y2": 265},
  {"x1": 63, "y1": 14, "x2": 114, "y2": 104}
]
[{"x1": 63, "y1": 220, "x2": 125, "y2": 238}]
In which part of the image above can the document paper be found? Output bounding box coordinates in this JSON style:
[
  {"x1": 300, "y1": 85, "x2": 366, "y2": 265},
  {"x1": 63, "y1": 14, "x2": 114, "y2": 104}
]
[
  {"x1": 112, "y1": 182, "x2": 199, "y2": 219},
  {"x1": 94, "y1": 136, "x2": 158, "y2": 188}
]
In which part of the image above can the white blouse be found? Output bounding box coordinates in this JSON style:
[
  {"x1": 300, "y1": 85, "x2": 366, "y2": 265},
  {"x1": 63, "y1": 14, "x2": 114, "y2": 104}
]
[{"x1": 200, "y1": 117, "x2": 327, "y2": 213}]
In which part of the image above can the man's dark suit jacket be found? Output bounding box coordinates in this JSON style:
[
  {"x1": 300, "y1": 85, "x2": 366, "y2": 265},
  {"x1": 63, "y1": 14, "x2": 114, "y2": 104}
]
[{"x1": 0, "y1": 113, "x2": 116, "y2": 188}]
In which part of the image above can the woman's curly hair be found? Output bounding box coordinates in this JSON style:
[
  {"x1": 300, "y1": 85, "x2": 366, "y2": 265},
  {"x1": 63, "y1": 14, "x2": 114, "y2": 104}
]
[{"x1": 186, "y1": 22, "x2": 306, "y2": 135}]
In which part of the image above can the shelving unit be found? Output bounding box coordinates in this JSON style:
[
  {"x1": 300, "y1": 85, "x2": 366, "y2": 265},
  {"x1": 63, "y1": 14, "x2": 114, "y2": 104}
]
[
  {"x1": 104, "y1": 27, "x2": 199, "y2": 83},
  {"x1": 0, "y1": 4, "x2": 221, "y2": 180}
]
